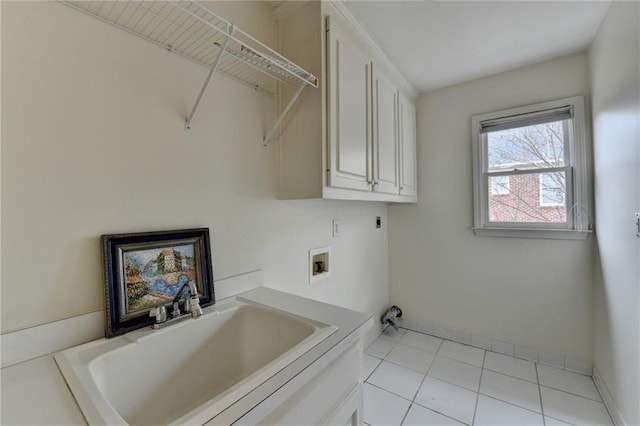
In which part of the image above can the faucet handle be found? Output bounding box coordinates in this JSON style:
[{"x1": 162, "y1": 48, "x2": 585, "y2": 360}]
[
  {"x1": 171, "y1": 302, "x2": 181, "y2": 318},
  {"x1": 149, "y1": 305, "x2": 167, "y2": 323},
  {"x1": 189, "y1": 295, "x2": 203, "y2": 318}
]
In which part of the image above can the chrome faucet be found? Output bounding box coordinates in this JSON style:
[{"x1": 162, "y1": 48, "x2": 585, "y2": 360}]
[
  {"x1": 171, "y1": 279, "x2": 203, "y2": 319},
  {"x1": 149, "y1": 275, "x2": 203, "y2": 329},
  {"x1": 149, "y1": 304, "x2": 167, "y2": 326}
]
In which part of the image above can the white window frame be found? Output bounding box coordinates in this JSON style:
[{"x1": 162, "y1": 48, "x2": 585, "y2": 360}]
[{"x1": 471, "y1": 96, "x2": 591, "y2": 240}]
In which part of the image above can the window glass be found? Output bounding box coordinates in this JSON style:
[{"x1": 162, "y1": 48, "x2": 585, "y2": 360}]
[
  {"x1": 490, "y1": 175, "x2": 510, "y2": 195},
  {"x1": 540, "y1": 172, "x2": 566, "y2": 206},
  {"x1": 488, "y1": 171, "x2": 566, "y2": 223},
  {"x1": 472, "y1": 96, "x2": 589, "y2": 237},
  {"x1": 487, "y1": 120, "x2": 566, "y2": 172}
]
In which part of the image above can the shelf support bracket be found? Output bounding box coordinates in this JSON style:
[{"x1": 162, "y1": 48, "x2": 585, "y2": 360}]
[
  {"x1": 185, "y1": 24, "x2": 234, "y2": 131},
  {"x1": 263, "y1": 81, "x2": 307, "y2": 147}
]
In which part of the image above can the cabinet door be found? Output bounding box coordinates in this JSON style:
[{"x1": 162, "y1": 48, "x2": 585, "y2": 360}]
[
  {"x1": 326, "y1": 16, "x2": 372, "y2": 192},
  {"x1": 323, "y1": 385, "x2": 363, "y2": 426},
  {"x1": 372, "y1": 66, "x2": 399, "y2": 195},
  {"x1": 249, "y1": 343, "x2": 361, "y2": 426},
  {"x1": 399, "y1": 94, "x2": 418, "y2": 197}
]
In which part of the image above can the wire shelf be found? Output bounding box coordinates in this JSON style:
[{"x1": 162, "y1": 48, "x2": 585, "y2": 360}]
[{"x1": 61, "y1": 0, "x2": 318, "y2": 96}]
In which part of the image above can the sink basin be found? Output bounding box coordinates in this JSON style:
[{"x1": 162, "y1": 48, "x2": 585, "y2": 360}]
[{"x1": 55, "y1": 297, "x2": 338, "y2": 425}]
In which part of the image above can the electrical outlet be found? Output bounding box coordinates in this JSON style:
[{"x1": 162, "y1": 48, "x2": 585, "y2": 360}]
[{"x1": 332, "y1": 219, "x2": 341, "y2": 237}]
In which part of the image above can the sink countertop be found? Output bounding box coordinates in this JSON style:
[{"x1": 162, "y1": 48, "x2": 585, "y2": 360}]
[
  {"x1": 0, "y1": 355, "x2": 87, "y2": 425},
  {"x1": 0, "y1": 287, "x2": 373, "y2": 425}
]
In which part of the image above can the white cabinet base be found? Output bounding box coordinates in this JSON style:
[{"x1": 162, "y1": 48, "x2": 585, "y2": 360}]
[{"x1": 227, "y1": 341, "x2": 365, "y2": 426}]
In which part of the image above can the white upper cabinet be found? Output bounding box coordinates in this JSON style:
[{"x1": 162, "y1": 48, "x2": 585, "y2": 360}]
[
  {"x1": 372, "y1": 65, "x2": 399, "y2": 195},
  {"x1": 326, "y1": 16, "x2": 373, "y2": 192},
  {"x1": 399, "y1": 93, "x2": 418, "y2": 197},
  {"x1": 277, "y1": 2, "x2": 417, "y2": 203}
]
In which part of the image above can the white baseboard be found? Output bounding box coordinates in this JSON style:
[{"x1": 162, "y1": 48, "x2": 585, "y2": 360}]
[
  {"x1": 593, "y1": 365, "x2": 626, "y2": 426},
  {"x1": 0, "y1": 270, "x2": 264, "y2": 369},
  {"x1": 363, "y1": 321, "x2": 385, "y2": 348},
  {"x1": 400, "y1": 317, "x2": 593, "y2": 376}
]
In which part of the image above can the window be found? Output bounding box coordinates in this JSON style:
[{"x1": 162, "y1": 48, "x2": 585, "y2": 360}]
[
  {"x1": 472, "y1": 96, "x2": 591, "y2": 239},
  {"x1": 540, "y1": 173, "x2": 565, "y2": 206},
  {"x1": 490, "y1": 175, "x2": 510, "y2": 195}
]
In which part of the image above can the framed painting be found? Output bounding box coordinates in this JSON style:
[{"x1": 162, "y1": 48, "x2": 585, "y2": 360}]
[{"x1": 102, "y1": 228, "x2": 214, "y2": 337}]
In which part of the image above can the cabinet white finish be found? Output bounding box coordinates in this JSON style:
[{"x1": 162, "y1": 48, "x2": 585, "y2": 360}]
[
  {"x1": 246, "y1": 342, "x2": 363, "y2": 425},
  {"x1": 325, "y1": 385, "x2": 363, "y2": 425},
  {"x1": 373, "y1": 65, "x2": 400, "y2": 195},
  {"x1": 278, "y1": 1, "x2": 417, "y2": 203},
  {"x1": 327, "y1": 15, "x2": 373, "y2": 192},
  {"x1": 399, "y1": 93, "x2": 418, "y2": 197}
]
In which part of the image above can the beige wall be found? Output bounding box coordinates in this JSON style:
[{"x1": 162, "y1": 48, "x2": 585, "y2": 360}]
[
  {"x1": 389, "y1": 53, "x2": 594, "y2": 361},
  {"x1": 589, "y1": 1, "x2": 640, "y2": 424},
  {"x1": 0, "y1": 1, "x2": 389, "y2": 333}
]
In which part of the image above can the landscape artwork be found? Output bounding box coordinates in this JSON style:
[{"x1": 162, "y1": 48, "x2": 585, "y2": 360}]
[
  {"x1": 122, "y1": 243, "x2": 199, "y2": 314},
  {"x1": 103, "y1": 228, "x2": 213, "y2": 337}
]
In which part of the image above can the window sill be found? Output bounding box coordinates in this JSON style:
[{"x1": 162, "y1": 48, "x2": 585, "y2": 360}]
[{"x1": 472, "y1": 227, "x2": 592, "y2": 240}]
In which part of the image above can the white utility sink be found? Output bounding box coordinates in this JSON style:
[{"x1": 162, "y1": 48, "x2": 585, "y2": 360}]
[{"x1": 55, "y1": 297, "x2": 338, "y2": 425}]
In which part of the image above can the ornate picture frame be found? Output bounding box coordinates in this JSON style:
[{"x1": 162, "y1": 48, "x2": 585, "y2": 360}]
[{"x1": 102, "y1": 228, "x2": 214, "y2": 337}]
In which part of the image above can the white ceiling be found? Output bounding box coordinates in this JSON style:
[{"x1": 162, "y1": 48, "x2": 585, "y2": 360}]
[{"x1": 342, "y1": 1, "x2": 611, "y2": 92}]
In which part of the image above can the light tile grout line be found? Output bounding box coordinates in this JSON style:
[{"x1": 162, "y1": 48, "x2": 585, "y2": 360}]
[
  {"x1": 368, "y1": 332, "x2": 430, "y2": 404},
  {"x1": 376, "y1": 353, "x2": 552, "y2": 425},
  {"x1": 482, "y1": 367, "x2": 538, "y2": 385},
  {"x1": 408, "y1": 336, "x2": 441, "y2": 401},
  {"x1": 473, "y1": 369, "x2": 546, "y2": 416},
  {"x1": 371, "y1": 329, "x2": 608, "y2": 425},
  {"x1": 537, "y1": 371, "x2": 609, "y2": 426},
  {"x1": 411, "y1": 334, "x2": 481, "y2": 424},
  {"x1": 473, "y1": 394, "x2": 546, "y2": 419},
  {"x1": 398, "y1": 332, "x2": 446, "y2": 354},
  {"x1": 436, "y1": 340, "x2": 485, "y2": 369},
  {"x1": 398, "y1": 402, "x2": 411, "y2": 426},
  {"x1": 536, "y1": 362, "x2": 547, "y2": 426},
  {"x1": 404, "y1": 401, "x2": 470, "y2": 426},
  {"x1": 364, "y1": 381, "x2": 413, "y2": 404},
  {"x1": 398, "y1": 327, "x2": 601, "y2": 397},
  {"x1": 398, "y1": 326, "x2": 596, "y2": 377},
  {"x1": 471, "y1": 350, "x2": 486, "y2": 425},
  {"x1": 383, "y1": 357, "x2": 431, "y2": 375},
  {"x1": 589, "y1": 374, "x2": 616, "y2": 426},
  {"x1": 540, "y1": 384, "x2": 605, "y2": 405},
  {"x1": 537, "y1": 383, "x2": 604, "y2": 403},
  {"x1": 398, "y1": 336, "x2": 469, "y2": 426},
  {"x1": 482, "y1": 358, "x2": 539, "y2": 384},
  {"x1": 364, "y1": 337, "x2": 399, "y2": 361},
  {"x1": 544, "y1": 414, "x2": 579, "y2": 426},
  {"x1": 362, "y1": 356, "x2": 382, "y2": 382},
  {"x1": 384, "y1": 340, "x2": 441, "y2": 374},
  {"x1": 406, "y1": 337, "x2": 479, "y2": 426},
  {"x1": 478, "y1": 361, "x2": 602, "y2": 422},
  {"x1": 425, "y1": 363, "x2": 573, "y2": 420},
  {"x1": 366, "y1": 379, "x2": 465, "y2": 425},
  {"x1": 474, "y1": 361, "x2": 547, "y2": 417}
]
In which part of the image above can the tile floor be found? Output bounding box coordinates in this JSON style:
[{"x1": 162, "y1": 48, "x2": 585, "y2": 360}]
[{"x1": 363, "y1": 328, "x2": 613, "y2": 426}]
